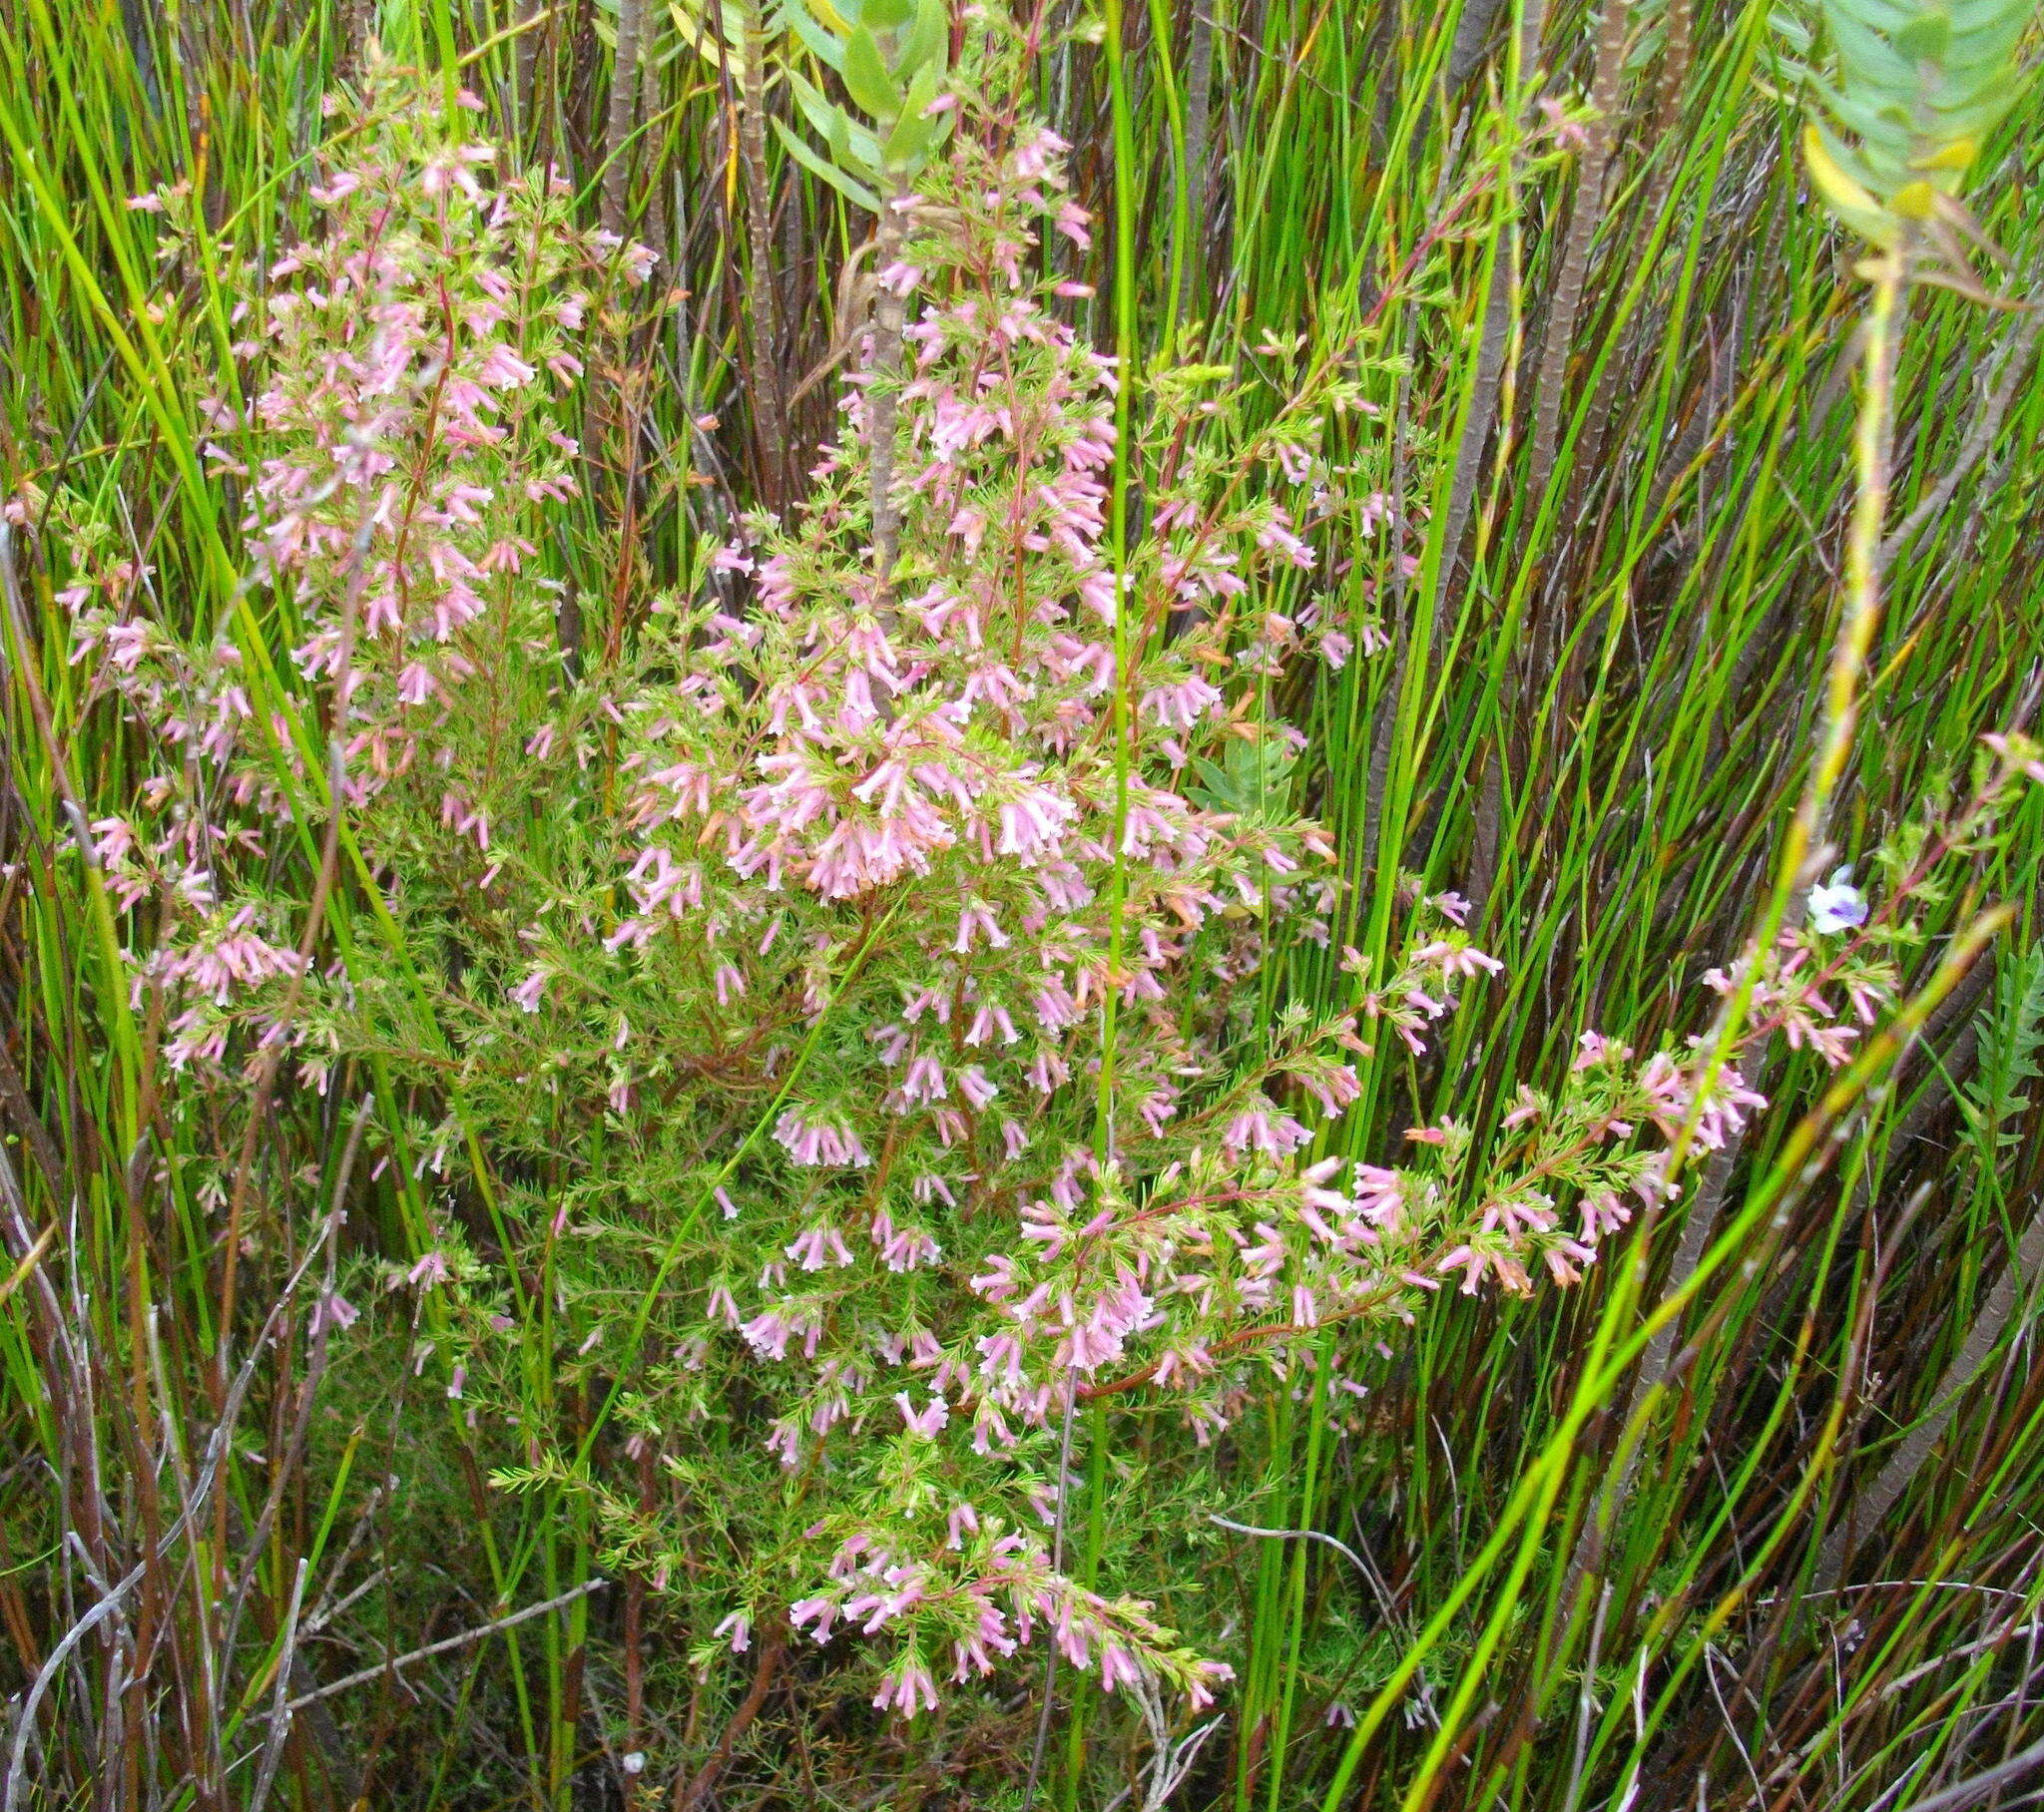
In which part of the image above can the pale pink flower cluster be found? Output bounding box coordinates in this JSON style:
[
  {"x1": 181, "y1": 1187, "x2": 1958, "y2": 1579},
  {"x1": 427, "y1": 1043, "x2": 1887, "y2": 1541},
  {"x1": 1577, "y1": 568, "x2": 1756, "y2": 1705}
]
[
  {"x1": 64, "y1": 67, "x2": 627, "y2": 1075},
  {"x1": 1702, "y1": 927, "x2": 1892, "y2": 1071},
  {"x1": 236, "y1": 87, "x2": 603, "y2": 807},
  {"x1": 787, "y1": 1528, "x2": 1227, "y2": 1716}
]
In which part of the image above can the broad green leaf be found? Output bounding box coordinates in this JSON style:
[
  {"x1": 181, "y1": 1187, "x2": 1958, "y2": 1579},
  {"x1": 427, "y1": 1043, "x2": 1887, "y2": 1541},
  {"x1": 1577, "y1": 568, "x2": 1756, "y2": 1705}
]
[
  {"x1": 898, "y1": 0, "x2": 948, "y2": 79},
  {"x1": 788, "y1": 69, "x2": 848, "y2": 143},
  {"x1": 881, "y1": 62, "x2": 942, "y2": 169},
  {"x1": 841, "y1": 24, "x2": 902, "y2": 121},
  {"x1": 770, "y1": 116, "x2": 881, "y2": 209},
  {"x1": 781, "y1": 0, "x2": 847, "y2": 70},
  {"x1": 881, "y1": 108, "x2": 930, "y2": 172},
  {"x1": 1893, "y1": 9, "x2": 1951, "y2": 62}
]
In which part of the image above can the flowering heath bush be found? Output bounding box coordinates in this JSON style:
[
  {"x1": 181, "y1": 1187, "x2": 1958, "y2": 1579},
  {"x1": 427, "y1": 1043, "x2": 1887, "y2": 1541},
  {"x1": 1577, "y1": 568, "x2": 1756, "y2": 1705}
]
[{"x1": 55, "y1": 40, "x2": 1963, "y2": 1757}]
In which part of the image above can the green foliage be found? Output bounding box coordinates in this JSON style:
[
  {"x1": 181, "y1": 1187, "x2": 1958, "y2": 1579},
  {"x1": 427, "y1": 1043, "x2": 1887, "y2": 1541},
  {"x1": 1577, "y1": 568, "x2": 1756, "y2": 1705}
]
[
  {"x1": 1, "y1": 0, "x2": 2042, "y2": 1807},
  {"x1": 1189, "y1": 734, "x2": 1297, "y2": 827},
  {"x1": 1961, "y1": 942, "x2": 2044, "y2": 1175},
  {"x1": 1795, "y1": 0, "x2": 2037, "y2": 262},
  {"x1": 778, "y1": 0, "x2": 953, "y2": 204}
]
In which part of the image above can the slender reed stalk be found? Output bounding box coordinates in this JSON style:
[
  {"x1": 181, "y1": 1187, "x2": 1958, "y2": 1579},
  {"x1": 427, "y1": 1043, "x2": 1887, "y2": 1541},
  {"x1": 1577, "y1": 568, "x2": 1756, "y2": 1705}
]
[
  {"x1": 737, "y1": 2, "x2": 789, "y2": 508},
  {"x1": 864, "y1": 178, "x2": 911, "y2": 607},
  {"x1": 1525, "y1": 0, "x2": 1630, "y2": 509},
  {"x1": 604, "y1": 0, "x2": 645, "y2": 233}
]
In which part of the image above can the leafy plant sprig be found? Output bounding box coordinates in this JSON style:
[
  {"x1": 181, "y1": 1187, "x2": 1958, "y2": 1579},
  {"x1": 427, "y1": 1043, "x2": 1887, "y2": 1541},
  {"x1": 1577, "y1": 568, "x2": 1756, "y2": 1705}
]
[
  {"x1": 776, "y1": 0, "x2": 954, "y2": 210},
  {"x1": 1800, "y1": 0, "x2": 2036, "y2": 295}
]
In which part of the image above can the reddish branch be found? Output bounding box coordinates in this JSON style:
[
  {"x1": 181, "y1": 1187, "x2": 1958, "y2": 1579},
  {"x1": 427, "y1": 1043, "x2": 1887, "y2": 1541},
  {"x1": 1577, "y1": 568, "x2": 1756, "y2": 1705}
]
[{"x1": 675, "y1": 1631, "x2": 785, "y2": 1811}]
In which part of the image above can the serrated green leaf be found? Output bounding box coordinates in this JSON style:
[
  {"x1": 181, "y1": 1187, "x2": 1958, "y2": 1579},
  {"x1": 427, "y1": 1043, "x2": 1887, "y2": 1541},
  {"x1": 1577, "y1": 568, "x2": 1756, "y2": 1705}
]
[{"x1": 1188, "y1": 738, "x2": 1296, "y2": 822}]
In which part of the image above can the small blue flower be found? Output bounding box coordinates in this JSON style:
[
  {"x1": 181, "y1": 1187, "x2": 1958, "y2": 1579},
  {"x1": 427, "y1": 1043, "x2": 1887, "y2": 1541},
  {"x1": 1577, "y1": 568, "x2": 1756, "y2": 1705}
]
[{"x1": 1808, "y1": 864, "x2": 1868, "y2": 935}]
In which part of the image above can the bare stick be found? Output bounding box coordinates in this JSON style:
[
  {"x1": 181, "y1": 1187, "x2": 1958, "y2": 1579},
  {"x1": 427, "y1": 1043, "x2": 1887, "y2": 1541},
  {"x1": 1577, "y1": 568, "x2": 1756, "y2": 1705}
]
[
  {"x1": 244, "y1": 1558, "x2": 308, "y2": 1812},
  {"x1": 1881, "y1": 310, "x2": 2041, "y2": 566},
  {"x1": 1814, "y1": 1194, "x2": 2044, "y2": 1596},
  {"x1": 1540, "y1": 232, "x2": 1920, "y2": 1705},
  {"x1": 1888, "y1": 1729, "x2": 2044, "y2": 1812},
  {"x1": 1176, "y1": 1, "x2": 1216, "y2": 326},
  {"x1": 1021, "y1": 1376, "x2": 1082, "y2": 1812},
  {"x1": 3, "y1": 1215, "x2": 337, "y2": 1811},
  {"x1": 254, "y1": 1579, "x2": 609, "y2": 1718},
  {"x1": 1206, "y1": 1515, "x2": 1375, "y2": 1582}
]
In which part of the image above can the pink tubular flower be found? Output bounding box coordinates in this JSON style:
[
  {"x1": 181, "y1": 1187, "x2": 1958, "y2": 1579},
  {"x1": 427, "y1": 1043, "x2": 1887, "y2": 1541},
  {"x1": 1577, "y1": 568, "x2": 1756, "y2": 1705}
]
[
  {"x1": 872, "y1": 1659, "x2": 939, "y2": 1718},
  {"x1": 309, "y1": 1292, "x2": 359, "y2": 1338},
  {"x1": 1099, "y1": 1643, "x2": 1143, "y2": 1691},
  {"x1": 785, "y1": 1224, "x2": 854, "y2": 1271},
  {"x1": 773, "y1": 1111, "x2": 871, "y2": 1168},
  {"x1": 872, "y1": 1211, "x2": 941, "y2": 1272},
  {"x1": 407, "y1": 1251, "x2": 451, "y2": 1290},
  {"x1": 789, "y1": 1596, "x2": 839, "y2": 1643},
  {"x1": 1223, "y1": 1108, "x2": 1310, "y2": 1158},
  {"x1": 895, "y1": 1392, "x2": 949, "y2": 1440}
]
